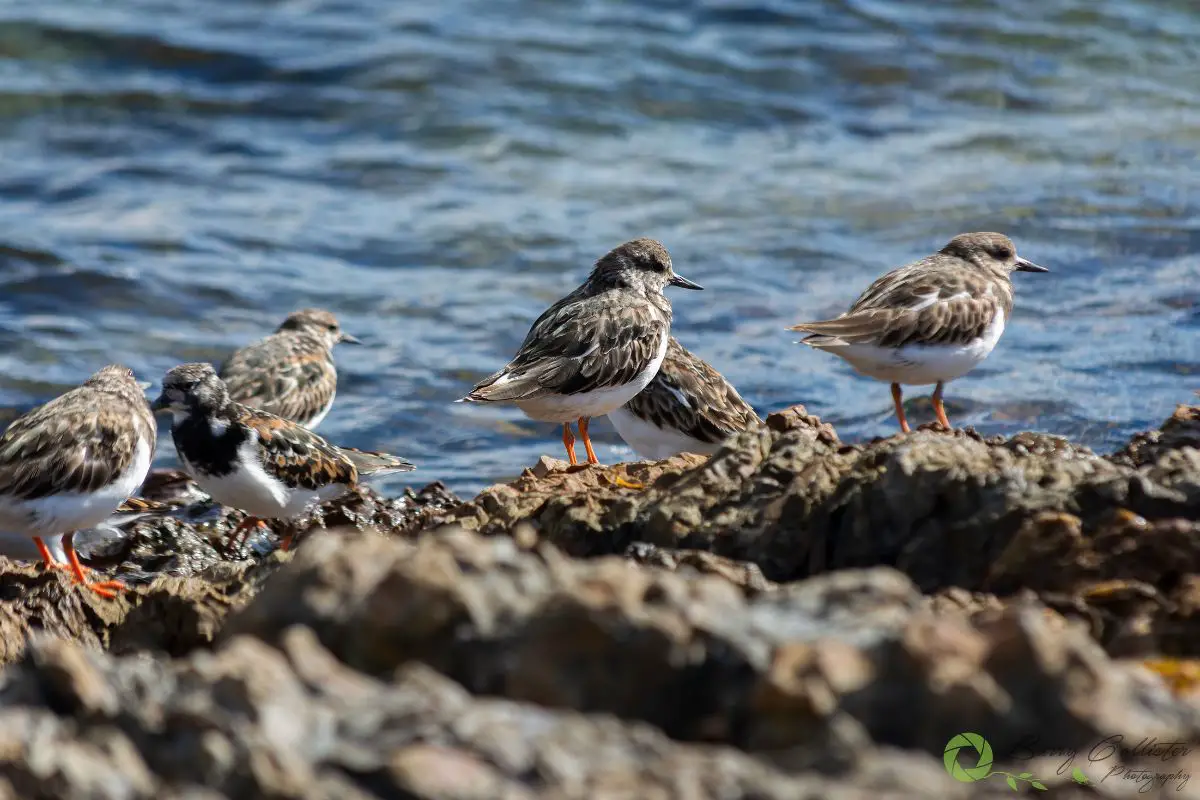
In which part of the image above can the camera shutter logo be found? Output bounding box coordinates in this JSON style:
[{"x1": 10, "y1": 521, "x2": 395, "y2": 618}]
[{"x1": 944, "y1": 732, "x2": 994, "y2": 783}]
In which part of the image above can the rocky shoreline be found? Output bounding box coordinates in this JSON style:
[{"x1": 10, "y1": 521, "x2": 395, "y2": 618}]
[{"x1": 0, "y1": 403, "x2": 1198, "y2": 798}]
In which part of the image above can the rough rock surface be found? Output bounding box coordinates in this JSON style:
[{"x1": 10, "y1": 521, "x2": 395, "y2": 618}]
[{"x1": 0, "y1": 402, "x2": 1197, "y2": 798}]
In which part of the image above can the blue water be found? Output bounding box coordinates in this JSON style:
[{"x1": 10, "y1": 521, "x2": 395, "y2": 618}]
[{"x1": 1, "y1": 0, "x2": 1197, "y2": 496}]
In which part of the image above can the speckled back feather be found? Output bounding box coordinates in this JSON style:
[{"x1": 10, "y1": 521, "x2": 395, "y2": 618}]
[
  {"x1": 792, "y1": 234, "x2": 1020, "y2": 349},
  {"x1": 467, "y1": 290, "x2": 671, "y2": 401},
  {"x1": 0, "y1": 365, "x2": 155, "y2": 500},
  {"x1": 234, "y1": 406, "x2": 414, "y2": 491},
  {"x1": 623, "y1": 337, "x2": 760, "y2": 443},
  {"x1": 219, "y1": 331, "x2": 336, "y2": 426}
]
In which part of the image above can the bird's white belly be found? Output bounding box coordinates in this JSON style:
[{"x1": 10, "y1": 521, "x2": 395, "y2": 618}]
[
  {"x1": 0, "y1": 531, "x2": 64, "y2": 562},
  {"x1": 516, "y1": 332, "x2": 669, "y2": 422},
  {"x1": 185, "y1": 439, "x2": 345, "y2": 520},
  {"x1": 607, "y1": 408, "x2": 722, "y2": 461},
  {"x1": 838, "y1": 310, "x2": 1006, "y2": 385},
  {"x1": 0, "y1": 438, "x2": 153, "y2": 537},
  {"x1": 301, "y1": 391, "x2": 334, "y2": 430}
]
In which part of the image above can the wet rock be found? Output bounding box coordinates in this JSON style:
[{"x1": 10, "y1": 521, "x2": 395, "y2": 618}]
[
  {"x1": 308, "y1": 481, "x2": 462, "y2": 542},
  {"x1": 1112, "y1": 403, "x2": 1200, "y2": 467}
]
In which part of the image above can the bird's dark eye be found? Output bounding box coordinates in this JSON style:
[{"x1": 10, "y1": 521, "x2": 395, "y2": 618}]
[
  {"x1": 993, "y1": 246, "x2": 1013, "y2": 259},
  {"x1": 327, "y1": 324, "x2": 338, "y2": 332}
]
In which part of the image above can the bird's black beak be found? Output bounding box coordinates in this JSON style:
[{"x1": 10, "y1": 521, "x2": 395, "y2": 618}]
[
  {"x1": 1015, "y1": 257, "x2": 1049, "y2": 273},
  {"x1": 150, "y1": 394, "x2": 168, "y2": 412},
  {"x1": 338, "y1": 332, "x2": 362, "y2": 345},
  {"x1": 668, "y1": 273, "x2": 704, "y2": 290}
]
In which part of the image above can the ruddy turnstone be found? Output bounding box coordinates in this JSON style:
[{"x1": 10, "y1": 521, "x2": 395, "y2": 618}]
[
  {"x1": 607, "y1": 336, "x2": 760, "y2": 460},
  {"x1": 152, "y1": 363, "x2": 414, "y2": 551},
  {"x1": 459, "y1": 238, "x2": 702, "y2": 465},
  {"x1": 0, "y1": 365, "x2": 156, "y2": 597},
  {"x1": 789, "y1": 232, "x2": 1048, "y2": 432},
  {"x1": 219, "y1": 308, "x2": 359, "y2": 429}
]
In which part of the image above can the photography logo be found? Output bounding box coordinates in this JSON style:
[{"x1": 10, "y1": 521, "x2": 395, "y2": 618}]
[{"x1": 944, "y1": 732, "x2": 1063, "y2": 792}]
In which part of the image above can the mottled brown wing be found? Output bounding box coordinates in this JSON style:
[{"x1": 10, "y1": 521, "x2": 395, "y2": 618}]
[
  {"x1": 467, "y1": 290, "x2": 668, "y2": 401},
  {"x1": 625, "y1": 338, "x2": 760, "y2": 443},
  {"x1": 793, "y1": 261, "x2": 1011, "y2": 349},
  {"x1": 115, "y1": 497, "x2": 178, "y2": 513},
  {"x1": 0, "y1": 389, "x2": 153, "y2": 501},
  {"x1": 233, "y1": 405, "x2": 357, "y2": 491},
  {"x1": 220, "y1": 336, "x2": 335, "y2": 425}
]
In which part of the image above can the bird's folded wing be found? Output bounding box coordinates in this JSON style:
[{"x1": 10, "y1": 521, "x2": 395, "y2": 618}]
[
  {"x1": 467, "y1": 299, "x2": 668, "y2": 401},
  {"x1": 624, "y1": 341, "x2": 760, "y2": 443},
  {"x1": 220, "y1": 346, "x2": 334, "y2": 422},
  {"x1": 0, "y1": 402, "x2": 145, "y2": 500},
  {"x1": 792, "y1": 286, "x2": 1000, "y2": 349},
  {"x1": 237, "y1": 407, "x2": 357, "y2": 490},
  {"x1": 336, "y1": 447, "x2": 415, "y2": 475}
]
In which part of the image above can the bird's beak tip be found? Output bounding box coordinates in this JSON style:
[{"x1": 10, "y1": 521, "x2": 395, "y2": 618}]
[
  {"x1": 339, "y1": 333, "x2": 363, "y2": 345},
  {"x1": 669, "y1": 274, "x2": 704, "y2": 290},
  {"x1": 1016, "y1": 258, "x2": 1050, "y2": 273}
]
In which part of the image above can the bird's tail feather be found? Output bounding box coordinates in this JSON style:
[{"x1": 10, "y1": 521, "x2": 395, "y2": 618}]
[{"x1": 340, "y1": 447, "x2": 416, "y2": 475}]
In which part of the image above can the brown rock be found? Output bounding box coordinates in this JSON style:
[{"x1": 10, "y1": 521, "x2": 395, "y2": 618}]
[
  {"x1": 222, "y1": 531, "x2": 1200, "y2": 774},
  {"x1": 0, "y1": 631, "x2": 998, "y2": 799},
  {"x1": 1112, "y1": 403, "x2": 1200, "y2": 467}
]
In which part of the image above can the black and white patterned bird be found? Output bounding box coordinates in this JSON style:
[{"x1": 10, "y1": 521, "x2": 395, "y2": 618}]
[{"x1": 152, "y1": 362, "x2": 413, "y2": 551}]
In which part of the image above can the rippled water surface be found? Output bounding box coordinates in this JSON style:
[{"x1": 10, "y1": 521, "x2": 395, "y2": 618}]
[{"x1": 1, "y1": 0, "x2": 1198, "y2": 495}]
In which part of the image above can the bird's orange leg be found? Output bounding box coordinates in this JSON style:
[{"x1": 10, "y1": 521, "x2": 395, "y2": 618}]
[
  {"x1": 577, "y1": 417, "x2": 599, "y2": 464},
  {"x1": 224, "y1": 516, "x2": 267, "y2": 556},
  {"x1": 33, "y1": 536, "x2": 64, "y2": 570},
  {"x1": 62, "y1": 532, "x2": 125, "y2": 599},
  {"x1": 932, "y1": 381, "x2": 951, "y2": 430},
  {"x1": 891, "y1": 383, "x2": 911, "y2": 433},
  {"x1": 562, "y1": 422, "x2": 579, "y2": 466}
]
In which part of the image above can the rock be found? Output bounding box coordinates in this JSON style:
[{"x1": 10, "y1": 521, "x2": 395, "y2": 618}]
[
  {"x1": 0, "y1": 629, "x2": 999, "y2": 799},
  {"x1": 435, "y1": 454, "x2": 710, "y2": 557},
  {"x1": 435, "y1": 405, "x2": 1200, "y2": 602},
  {"x1": 221, "y1": 531, "x2": 1200, "y2": 773},
  {"x1": 0, "y1": 556, "x2": 278, "y2": 666},
  {"x1": 1112, "y1": 403, "x2": 1200, "y2": 467},
  {"x1": 623, "y1": 542, "x2": 775, "y2": 595},
  {"x1": 0, "y1": 408, "x2": 1197, "y2": 798}
]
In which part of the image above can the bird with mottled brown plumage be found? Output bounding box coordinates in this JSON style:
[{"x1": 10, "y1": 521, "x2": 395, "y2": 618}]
[{"x1": 790, "y1": 232, "x2": 1048, "y2": 432}]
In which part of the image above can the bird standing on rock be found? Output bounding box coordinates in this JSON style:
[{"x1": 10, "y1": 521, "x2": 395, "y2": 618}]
[
  {"x1": 459, "y1": 238, "x2": 703, "y2": 465},
  {"x1": 0, "y1": 365, "x2": 156, "y2": 598},
  {"x1": 789, "y1": 232, "x2": 1048, "y2": 432},
  {"x1": 607, "y1": 336, "x2": 760, "y2": 460},
  {"x1": 152, "y1": 362, "x2": 413, "y2": 552},
  {"x1": 219, "y1": 308, "x2": 360, "y2": 430}
]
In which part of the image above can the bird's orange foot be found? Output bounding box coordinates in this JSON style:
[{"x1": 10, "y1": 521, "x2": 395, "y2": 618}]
[
  {"x1": 223, "y1": 517, "x2": 267, "y2": 556},
  {"x1": 610, "y1": 474, "x2": 645, "y2": 490},
  {"x1": 75, "y1": 577, "x2": 127, "y2": 599}
]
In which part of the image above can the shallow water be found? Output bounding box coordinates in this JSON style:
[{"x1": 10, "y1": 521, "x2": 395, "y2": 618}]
[{"x1": 1, "y1": 0, "x2": 1197, "y2": 496}]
